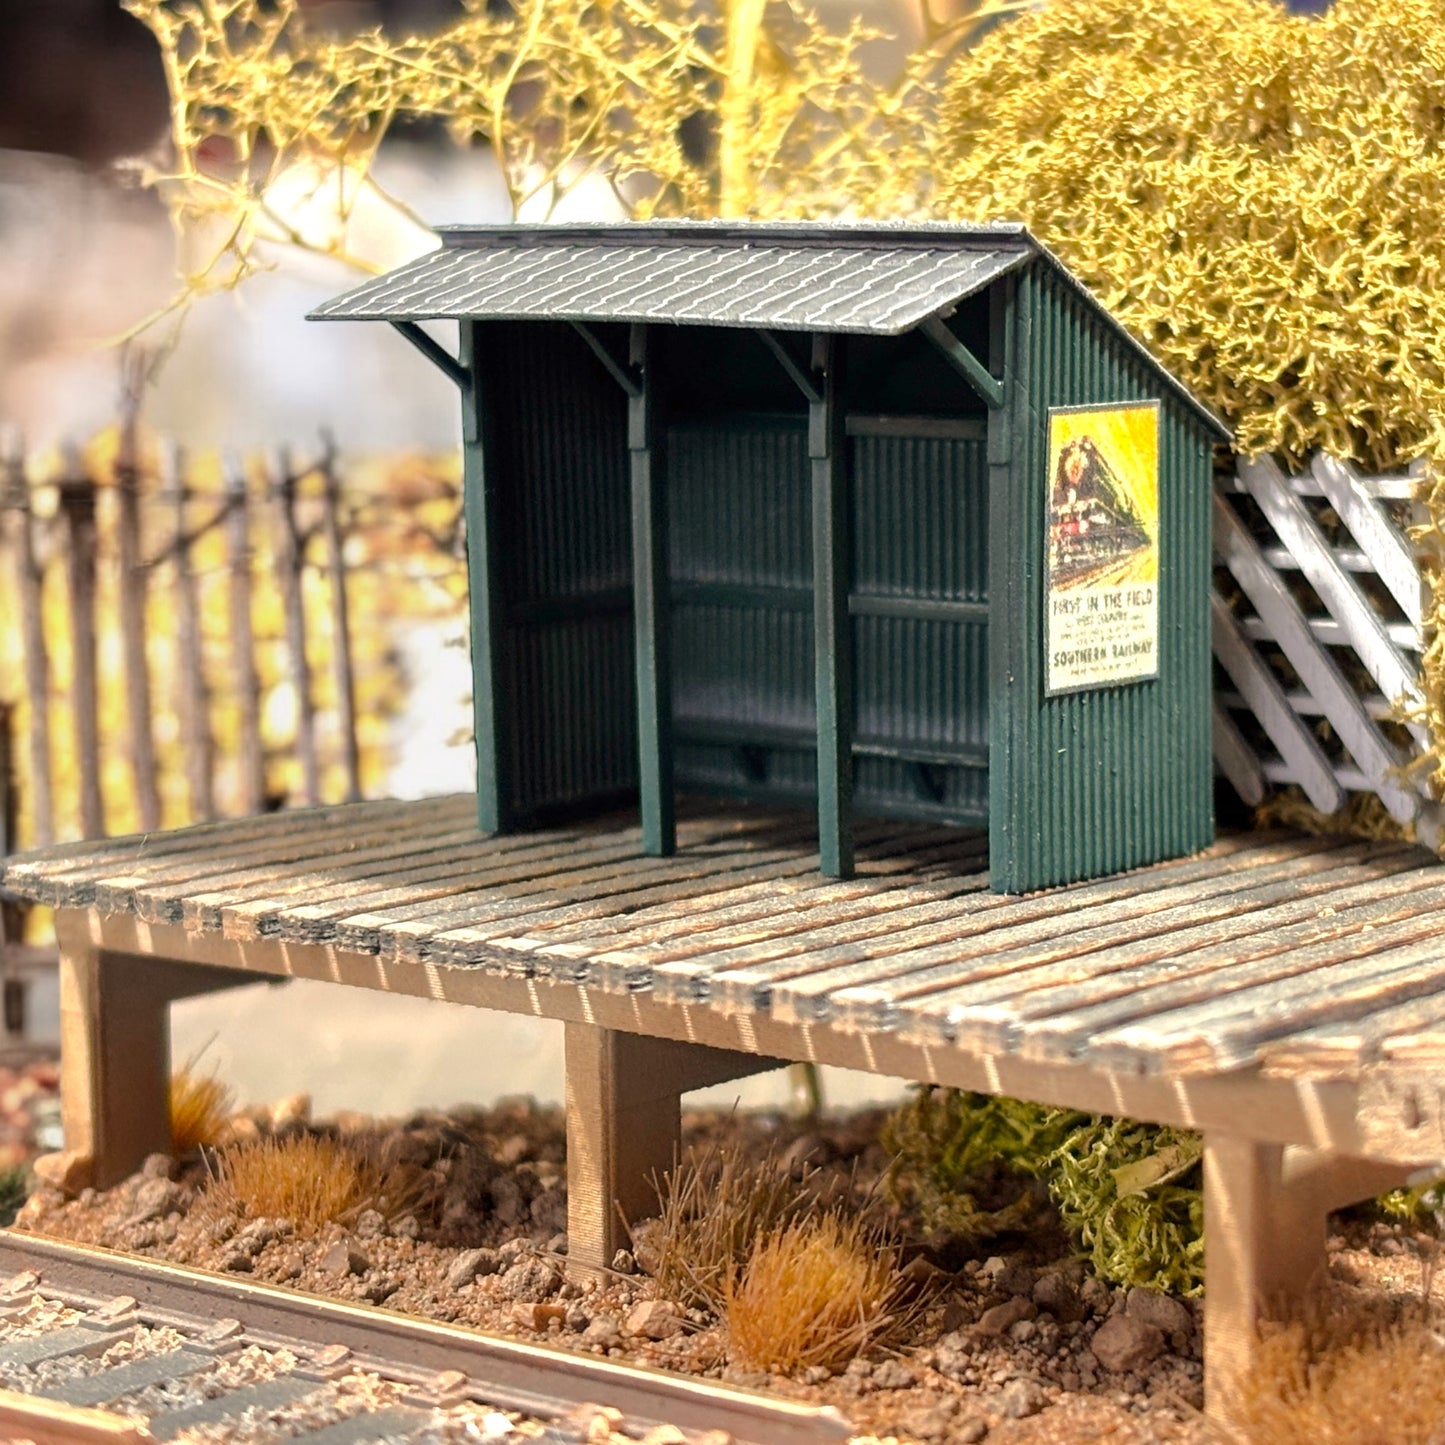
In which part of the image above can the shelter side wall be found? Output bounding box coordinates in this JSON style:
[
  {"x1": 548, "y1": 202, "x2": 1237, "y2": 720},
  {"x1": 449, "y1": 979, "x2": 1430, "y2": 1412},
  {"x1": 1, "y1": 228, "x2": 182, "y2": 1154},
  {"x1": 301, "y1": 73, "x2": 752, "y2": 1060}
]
[
  {"x1": 988, "y1": 263, "x2": 1215, "y2": 892},
  {"x1": 473, "y1": 320, "x2": 638, "y2": 824}
]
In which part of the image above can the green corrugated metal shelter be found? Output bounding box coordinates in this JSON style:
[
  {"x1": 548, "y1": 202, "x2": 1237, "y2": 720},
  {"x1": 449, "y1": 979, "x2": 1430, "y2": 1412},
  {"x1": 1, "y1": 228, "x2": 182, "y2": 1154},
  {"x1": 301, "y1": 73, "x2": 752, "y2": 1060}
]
[{"x1": 313, "y1": 221, "x2": 1229, "y2": 893}]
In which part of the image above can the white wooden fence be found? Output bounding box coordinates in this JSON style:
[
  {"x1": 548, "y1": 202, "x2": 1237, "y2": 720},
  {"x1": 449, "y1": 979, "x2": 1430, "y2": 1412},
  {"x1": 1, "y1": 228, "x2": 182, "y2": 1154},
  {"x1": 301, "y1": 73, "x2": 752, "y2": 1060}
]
[{"x1": 1213, "y1": 453, "x2": 1443, "y2": 851}]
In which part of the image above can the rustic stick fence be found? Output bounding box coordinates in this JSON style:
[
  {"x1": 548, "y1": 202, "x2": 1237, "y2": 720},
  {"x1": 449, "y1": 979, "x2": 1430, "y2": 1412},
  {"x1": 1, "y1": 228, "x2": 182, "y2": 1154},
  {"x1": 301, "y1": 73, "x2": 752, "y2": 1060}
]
[
  {"x1": 0, "y1": 426, "x2": 465, "y2": 1045},
  {"x1": 1213, "y1": 453, "x2": 1443, "y2": 849}
]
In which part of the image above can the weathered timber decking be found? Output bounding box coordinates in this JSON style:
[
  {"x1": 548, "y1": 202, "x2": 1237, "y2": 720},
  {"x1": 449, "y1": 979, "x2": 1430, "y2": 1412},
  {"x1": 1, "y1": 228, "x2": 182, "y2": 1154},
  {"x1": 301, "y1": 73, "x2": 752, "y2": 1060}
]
[{"x1": 7, "y1": 794, "x2": 1444, "y2": 1084}]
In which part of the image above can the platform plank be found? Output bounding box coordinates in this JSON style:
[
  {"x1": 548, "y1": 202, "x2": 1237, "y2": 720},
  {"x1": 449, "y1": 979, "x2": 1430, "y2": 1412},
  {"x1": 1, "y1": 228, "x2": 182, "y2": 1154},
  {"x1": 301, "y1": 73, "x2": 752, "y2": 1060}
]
[{"x1": 6, "y1": 796, "x2": 1445, "y2": 1083}]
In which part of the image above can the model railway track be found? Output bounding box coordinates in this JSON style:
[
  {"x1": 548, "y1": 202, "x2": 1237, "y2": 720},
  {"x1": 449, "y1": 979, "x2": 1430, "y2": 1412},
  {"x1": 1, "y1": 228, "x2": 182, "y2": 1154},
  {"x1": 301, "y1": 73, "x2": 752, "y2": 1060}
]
[{"x1": 0, "y1": 1234, "x2": 853, "y2": 1445}]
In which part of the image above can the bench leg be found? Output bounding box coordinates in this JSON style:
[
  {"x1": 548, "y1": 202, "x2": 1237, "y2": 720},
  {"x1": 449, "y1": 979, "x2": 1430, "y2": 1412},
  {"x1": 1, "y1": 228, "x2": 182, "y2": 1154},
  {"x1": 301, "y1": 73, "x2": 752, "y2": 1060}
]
[
  {"x1": 57, "y1": 918, "x2": 254, "y2": 1190},
  {"x1": 1202, "y1": 1134, "x2": 1416, "y2": 1427},
  {"x1": 564, "y1": 1024, "x2": 785, "y2": 1275}
]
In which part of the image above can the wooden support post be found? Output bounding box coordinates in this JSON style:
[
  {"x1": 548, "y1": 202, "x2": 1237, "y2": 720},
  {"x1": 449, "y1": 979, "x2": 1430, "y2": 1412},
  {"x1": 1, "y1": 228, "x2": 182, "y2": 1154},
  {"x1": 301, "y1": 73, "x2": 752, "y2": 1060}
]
[
  {"x1": 460, "y1": 323, "x2": 513, "y2": 834},
  {"x1": 628, "y1": 324, "x2": 674, "y2": 857},
  {"x1": 563, "y1": 1024, "x2": 785, "y2": 1274},
  {"x1": 810, "y1": 333, "x2": 853, "y2": 878},
  {"x1": 57, "y1": 915, "x2": 252, "y2": 1189}
]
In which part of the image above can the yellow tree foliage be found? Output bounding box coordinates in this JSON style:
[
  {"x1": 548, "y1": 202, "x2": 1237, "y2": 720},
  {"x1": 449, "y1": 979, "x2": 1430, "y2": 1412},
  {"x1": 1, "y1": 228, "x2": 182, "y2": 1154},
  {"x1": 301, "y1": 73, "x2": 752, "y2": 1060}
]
[{"x1": 122, "y1": 0, "x2": 1025, "y2": 320}]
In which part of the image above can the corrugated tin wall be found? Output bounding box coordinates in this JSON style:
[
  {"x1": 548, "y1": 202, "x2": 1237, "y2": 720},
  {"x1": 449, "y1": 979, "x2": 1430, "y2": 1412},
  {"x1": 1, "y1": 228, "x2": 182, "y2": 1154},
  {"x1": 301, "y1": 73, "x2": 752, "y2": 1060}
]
[
  {"x1": 480, "y1": 320, "x2": 637, "y2": 821},
  {"x1": 987, "y1": 265, "x2": 1215, "y2": 892},
  {"x1": 669, "y1": 409, "x2": 990, "y2": 824}
]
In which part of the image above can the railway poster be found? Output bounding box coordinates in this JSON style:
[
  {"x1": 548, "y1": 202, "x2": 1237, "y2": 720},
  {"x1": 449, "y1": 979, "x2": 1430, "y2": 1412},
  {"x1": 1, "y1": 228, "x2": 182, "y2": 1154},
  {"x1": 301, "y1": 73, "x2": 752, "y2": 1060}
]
[{"x1": 1044, "y1": 401, "x2": 1160, "y2": 695}]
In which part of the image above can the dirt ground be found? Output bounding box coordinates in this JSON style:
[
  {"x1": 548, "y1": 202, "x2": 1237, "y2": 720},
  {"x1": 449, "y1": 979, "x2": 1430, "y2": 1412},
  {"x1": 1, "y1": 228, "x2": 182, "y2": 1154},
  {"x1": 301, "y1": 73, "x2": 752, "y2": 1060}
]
[{"x1": 10, "y1": 1092, "x2": 1442, "y2": 1445}]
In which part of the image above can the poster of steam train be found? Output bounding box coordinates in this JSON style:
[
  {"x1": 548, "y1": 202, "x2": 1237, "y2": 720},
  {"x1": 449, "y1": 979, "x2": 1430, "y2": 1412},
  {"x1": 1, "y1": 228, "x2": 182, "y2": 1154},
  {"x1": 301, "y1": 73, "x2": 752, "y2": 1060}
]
[{"x1": 1044, "y1": 401, "x2": 1161, "y2": 695}]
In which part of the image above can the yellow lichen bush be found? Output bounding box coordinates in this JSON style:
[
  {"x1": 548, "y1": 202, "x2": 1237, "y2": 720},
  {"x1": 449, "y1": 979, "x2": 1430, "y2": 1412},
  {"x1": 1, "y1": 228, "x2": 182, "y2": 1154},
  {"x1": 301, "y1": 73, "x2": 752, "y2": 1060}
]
[
  {"x1": 722, "y1": 1212, "x2": 906, "y2": 1375},
  {"x1": 932, "y1": 0, "x2": 1445, "y2": 796}
]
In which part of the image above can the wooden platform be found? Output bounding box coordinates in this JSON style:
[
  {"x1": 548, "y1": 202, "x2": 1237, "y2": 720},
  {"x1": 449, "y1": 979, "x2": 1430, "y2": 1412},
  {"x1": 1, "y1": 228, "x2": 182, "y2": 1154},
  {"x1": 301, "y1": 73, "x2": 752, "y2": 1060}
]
[{"x1": 7, "y1": 796, "x2": 1445, "y2": 1420}]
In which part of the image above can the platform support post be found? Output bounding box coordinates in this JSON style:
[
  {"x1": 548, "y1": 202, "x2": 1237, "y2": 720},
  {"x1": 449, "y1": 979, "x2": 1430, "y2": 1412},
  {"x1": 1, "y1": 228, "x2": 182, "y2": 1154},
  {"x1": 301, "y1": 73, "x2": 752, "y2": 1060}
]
[
  {"x1": 1201, "y1": 1135, "x2": 1417, "y2": 1427},
  {"x1": 563, "y1": 1024, "x2": 784, "y2": 1276},
  {"x1": 56, "y1": 914, "x2": 254, "y2": 1191}
]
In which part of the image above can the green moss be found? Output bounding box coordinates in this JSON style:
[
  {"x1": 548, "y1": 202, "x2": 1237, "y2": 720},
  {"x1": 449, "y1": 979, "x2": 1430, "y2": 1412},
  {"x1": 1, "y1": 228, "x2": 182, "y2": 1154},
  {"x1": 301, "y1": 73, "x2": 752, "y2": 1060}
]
[{"x1": 883, "y1": 1088, "x2": 1205, "y2": 1296}]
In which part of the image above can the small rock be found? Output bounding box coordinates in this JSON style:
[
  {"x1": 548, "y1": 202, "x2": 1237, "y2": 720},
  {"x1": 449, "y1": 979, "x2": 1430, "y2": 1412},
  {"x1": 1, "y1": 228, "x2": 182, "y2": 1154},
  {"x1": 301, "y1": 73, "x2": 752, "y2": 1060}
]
[
  {"x1": 498, "y1": 1238, "x2": 530, "y2": 1266},
  {"x1": 956, "y1": 1420, "x2": 988, "y2": 1444},
  {"x1": 800, "y1": 1364, "x2": 831, "y2": 1385},
  {"x1": 780, "y1": 1133, "x2": 832, "y2": 1174},
  {"x1": 1090, "y1": 1315, "x2": 1166, "y2": 1373},
  {"x1": 565, "y1": 1403, "x2": 623, "y2": 1443},
  {"x1": 321, "y1": 1241, "x2": 369, "y2": 1277},
  {"x1": 565, "y1": 1306, "x2": 590, "y2": 1332},
  {"x1": 360, "y1": 1274, "x2": 399, "y2": 1304},
  {"x1": 637, "y1": 1425, "x2": 688, "y2": 1445},
  {"x1": 902, "y1": 1402, "x2": 958, "y2": 1442},
  {"x1": 979, "y1": 1256, "x2": 1007, "y2": 1279},
  {"x1": 582, "y1": 1315, "x2": 621, "y2": 1347},
  {"x1": 629, "y1": 1219, "x2": 665, "y2": 1277},
  {"x1": 1032, "y1": 1271, "x2": 1084, "y2": 1323},
  {"x1": 268, "y1": 1092, "x2": 311, "y2": 1131},
  {"x1": 31, "y1": 1150, "x2": 91, "y2": 1197},
  {"x1": 993, "y1": 1263, "x2": 1036, "y2": 1298},
  {"x1": 974, "y1": 1297, "x2": 1037, "y2": 1337},
  {"x1": 447, "y1": 1248, "x2": 501, "y2": 1289},
  {"x1": 869, "y1": 1358, "x2": 916, "y2": 1390},
  {"x1": 1008, "y1": 1318, "x2": 1037, "y2": 1343},
  {"x1": 219, "y1": 1249, "x2": 253, "y2": 1273},
  {"x1": 140, "y1": 1153, "x2": 175, "y2": 1181},
  {"x1": 513, "y1": 1301, "x2": 567, "y2": 1331},
  {"x1": 354, "y1": 1209, "x2": 387, "y2": 1240},
  {"x1": 940, "y1": 1298, "x2": 971, "y2": 1333},
  {"x1": 546, "y1": 1232, "x2": 569, "y2": 1256},
  {"x1": 1125, "y1": 1288, "x2": 1193, "y2": 1338},
  {"x1": 502, "y1": 1258, "x2": 562, "y2": 1302},
  {"x1": 1079, "y1": 1276, "x2": 1113, "y2": 1316},
  {"x1": 490, "y1": 1174, "x2": 529, "y2": 1228},
  {"x1": 998, "y1": 1378, "x2": 1046, "y2": 1419},
  {"x1": 393, "y1": 1215, "x2": 421, "y2": 1242},
  {"x1": 931, "y1": 1329, "x2": 972, "y2": 1380},
  {"x1": 126, "y1": 1177, "x2": 184, "y2": 1226},
  {"x1": 626, "y1": 1299, "x2": 684, "y2": 1340},
  {"x1": 611, "y1": 1249, "x2": 637, "y2": 1275}
]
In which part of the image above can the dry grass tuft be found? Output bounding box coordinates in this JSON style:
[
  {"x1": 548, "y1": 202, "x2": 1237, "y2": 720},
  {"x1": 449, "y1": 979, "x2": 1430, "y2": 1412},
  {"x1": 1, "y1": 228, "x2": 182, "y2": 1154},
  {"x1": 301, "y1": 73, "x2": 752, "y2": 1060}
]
[
  {"x1": 1227, "y1": 1290, "x2": 1445, "y2": 1444},
  {"x1": 723, "y1": 1212, "x2": 906, "y2": 1376},
  {"x1": 640, "y1": 1143, "x2": 816, "y2": 1313},
  {"x1": 200, "y1": 1132, "x2": 396, "y2": 1234},
  {"x1": 169, "y1": 1064, "x2": 235, "y2": 1156}
]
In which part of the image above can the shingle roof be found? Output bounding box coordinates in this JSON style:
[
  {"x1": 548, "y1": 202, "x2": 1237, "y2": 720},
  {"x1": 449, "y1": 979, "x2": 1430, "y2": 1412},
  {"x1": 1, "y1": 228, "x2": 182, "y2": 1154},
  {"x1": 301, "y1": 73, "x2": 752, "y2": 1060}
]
[
  {"x1": 310, "y1": 221, "x2": 1031, "y2": 335},
  {"x1": 310, "y1": 221, "x2": 1229, "y2": 438}
]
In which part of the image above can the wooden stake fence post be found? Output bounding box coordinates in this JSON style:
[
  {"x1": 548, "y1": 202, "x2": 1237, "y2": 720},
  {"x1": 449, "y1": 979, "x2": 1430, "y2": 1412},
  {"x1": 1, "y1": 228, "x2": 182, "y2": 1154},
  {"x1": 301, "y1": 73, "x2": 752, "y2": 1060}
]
[
  {"x1": 1, "y1": 433, "x2": 52, "y2": 847},
  {"x1": 224, "y1": 451, "x2": 266, "y2": 817},
  {"x1": 273, "y1": 448, "x2": 320, "y2": 806},
  {"x1": 57, "y1": 455, "x2": 103, "y2": 839},
  {"x1": 317, "y1": 437, "x2": 361, "y2": 803},
  {"x1": 114, "y1": 416, "x2": 160, "y2": 832},
  {"x1": 164, "y1": 442, "x2": 214, "y2": 823}
]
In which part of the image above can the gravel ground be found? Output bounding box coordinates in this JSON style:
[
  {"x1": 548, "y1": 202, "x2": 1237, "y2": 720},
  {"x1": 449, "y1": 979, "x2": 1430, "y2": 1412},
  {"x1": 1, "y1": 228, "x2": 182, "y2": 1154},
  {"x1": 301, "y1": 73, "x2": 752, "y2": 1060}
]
[{"x1": 9, "y1": 1096, "x2": 1441, "y2": 1445}]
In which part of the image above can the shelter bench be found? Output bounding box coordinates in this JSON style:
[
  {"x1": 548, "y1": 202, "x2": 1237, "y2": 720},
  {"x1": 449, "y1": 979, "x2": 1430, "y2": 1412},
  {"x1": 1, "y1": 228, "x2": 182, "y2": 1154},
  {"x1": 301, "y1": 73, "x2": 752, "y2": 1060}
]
[{"x1": 5, "y1": 794, "x2": 1445, "y2": 1421}]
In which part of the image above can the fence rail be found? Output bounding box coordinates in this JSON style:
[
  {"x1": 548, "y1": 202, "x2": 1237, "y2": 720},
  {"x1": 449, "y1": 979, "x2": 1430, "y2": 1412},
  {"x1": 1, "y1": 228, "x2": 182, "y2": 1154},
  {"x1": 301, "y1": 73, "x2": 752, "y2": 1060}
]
[{"x1": 1213, "y1": 453, "x2": 1442, "y2": 850}]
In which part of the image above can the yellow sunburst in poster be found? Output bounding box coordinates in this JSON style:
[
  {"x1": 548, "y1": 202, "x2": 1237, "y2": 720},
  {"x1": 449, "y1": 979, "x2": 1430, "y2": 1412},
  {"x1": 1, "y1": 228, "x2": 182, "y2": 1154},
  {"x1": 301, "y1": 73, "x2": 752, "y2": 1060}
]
[{"x1": 1045, "y1": 401, "x2": 1161, "y2": 695}]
